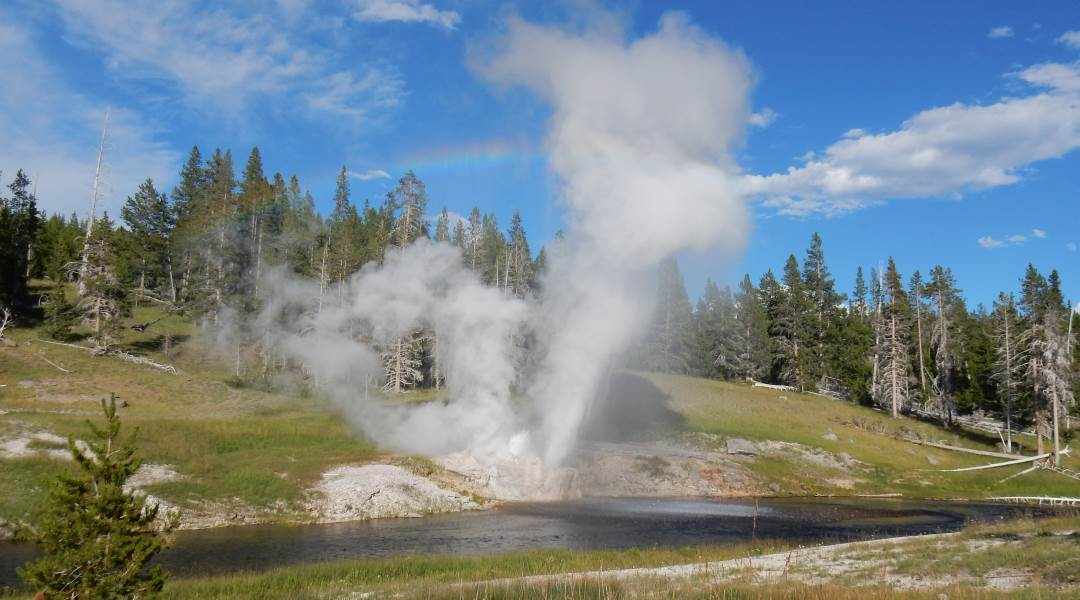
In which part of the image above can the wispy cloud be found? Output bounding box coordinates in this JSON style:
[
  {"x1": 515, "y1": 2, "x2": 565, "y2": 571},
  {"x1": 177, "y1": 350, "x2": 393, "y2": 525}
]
[
  {"x1": 987, "y1": 26, "x2": 1014, "y2": 39},
  {"x1": 49, "y1": 0, "x2": 404, "y2": 126},
  {"x1": 748, "y1": 107, "x2": 777, "y2": 128},
  {"x1": 1058, "y1": 30, "x2": 1080, "y2": 49},
  {"x1": 0, "y1": 20, "x2": 177, "y2": 217},
  {"x1": 745, "y1": 61, "x2": 1080, "y2": 215},
  {"x1": 1067, "y1": 242, "x2": 1078, "y2": 252},
  {"x1": 353, "y1": 0, "x2": 460, "y2": 30},
  {"x1": 978, "y1": 229, "x2": 1049, "y2": 249},
  {"x1": 349, "y1": 168, "x2": 391, "y2": 181}
]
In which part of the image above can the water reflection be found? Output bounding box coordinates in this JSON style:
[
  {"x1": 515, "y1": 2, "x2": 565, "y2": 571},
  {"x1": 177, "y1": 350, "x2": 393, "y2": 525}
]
[{"x1": 0, "y1": 497, "x2": 1055, "y2": 588}]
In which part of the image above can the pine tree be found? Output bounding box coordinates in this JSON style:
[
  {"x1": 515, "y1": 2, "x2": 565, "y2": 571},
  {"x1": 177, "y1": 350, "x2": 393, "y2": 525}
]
[
  {"x1": 506, "y1": 211, "x2": 532, "y2": 297},
  {"x1": 121, "y1": 179, "x2": 176, "y2": 302},
  {"x1": 330, "y1": 166, "x2": 352, "y2": 224},
  {"x1": 702, "y1": 281, "x2": 746, "y2": 379},
  {"x1": 641, "y1": 258, "x2": 694, "y2": 373},
  {"x1": 0, "y1": 170, "x2": 41, "y2": 308},
  {"x1": 767, "y1": 255, "x2": 807, "y2": 388},
  {"x1": 434, "y1": 207, "x2": 451, "y2": 243},
  {"x1": 466, "y1": 207, "x2": 482, "y2": 271},
  {"x1": 879, "y1": 258, "x2": 910, "y2": 417},
  {"x1": 451, "y1": 220, "x2": 466, "y2": 250},
  {"x1": 390, "y1": 171, "x2": 428, "y2": 250},
  {"x1": 170, "y1": 146, "x2": 207, "y2": 306},
  {"x1": 801, "y1": 233, "x2": 841, "y2": 388},
  {"x1": 735, "y1": 274, "x2": 770, "y2": 381},
  {"x1": 852, "y1": 266, "x2": 868, "y2": 317},
  {"x1": 18, "y1": 395, "x2": 175, "y2": 598},
  {"x1": 925, "y1": 266, "x2": 964, "y2": 424}
]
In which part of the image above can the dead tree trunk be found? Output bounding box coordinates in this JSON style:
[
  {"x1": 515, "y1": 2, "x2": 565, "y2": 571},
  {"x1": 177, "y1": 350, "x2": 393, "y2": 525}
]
[{"x1": 78, "y1": 110, "x2": 109, "y2": 297}]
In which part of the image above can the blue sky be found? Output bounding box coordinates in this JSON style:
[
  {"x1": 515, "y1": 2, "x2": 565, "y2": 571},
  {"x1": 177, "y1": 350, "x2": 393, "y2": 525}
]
[{"x1": 2, "y1": 0, "x2": 1078, "y2": 307}]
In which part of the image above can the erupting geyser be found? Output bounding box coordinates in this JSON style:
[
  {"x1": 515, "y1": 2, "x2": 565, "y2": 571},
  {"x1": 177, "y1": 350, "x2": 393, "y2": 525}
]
[
  {"x1": 479, "y1": 11, "x2": 752, "y2": 465},
  {"x1": 247, "y1": 10, "x2": 754, "y2": 497}
]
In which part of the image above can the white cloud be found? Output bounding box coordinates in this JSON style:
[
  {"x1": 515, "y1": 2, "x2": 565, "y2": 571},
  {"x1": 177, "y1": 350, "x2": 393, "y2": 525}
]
[
  {"x1": 0, "y1": 21, "x2": 177, "y2": 218},
  {"x1": 977, "y1": 230, "x2": 1049, "y2": 249},
  {"x1": 49, "y1": 0, "x2": 404, "y2": 125},
  {"x1": 1019, "y1": 62, "x2": 1080, "y2": 92},
  {"x1": 349, "y1": 168, "x2": 391, "y2": 181},
  {"x1": 1058, "y1": 30, "x2": 1080, "y2": 49},
  {"x1": 842, "y1": 128, "x2": 867, "y2": 139},
  {"x1": 745, "y1": 61, "x2": 1080, "y2": 215},
  {"x1": 748, "y1": 107, "x2": 777, "y2": 128},
  {"x1": 988, "y1": 26, "x2": 1014, "y2": 39},
  {"x1": 353, "y1": 0, "x2": 460, "y2": 30},
  {"x1": 1067, "y1": 242, "x2": 1078, "y2": 252}
]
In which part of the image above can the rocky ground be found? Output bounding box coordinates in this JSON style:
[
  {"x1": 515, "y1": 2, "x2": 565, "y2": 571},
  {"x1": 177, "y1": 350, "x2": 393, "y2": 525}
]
[{"x1": 1, "y1": 419, "x2": 873, "y2": 535}]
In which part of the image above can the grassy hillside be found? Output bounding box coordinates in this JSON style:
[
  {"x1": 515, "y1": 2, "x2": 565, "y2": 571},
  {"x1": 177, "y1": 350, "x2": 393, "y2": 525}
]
[
  {"x1": 0, "y1": 297, "x2": 379, "y2": 525},
  {"x1": 648, "y1": 372, "x2": 1079, "y2": 498},
  {"x1": 1, "y1": 296, "x2": 1077, "y2": 528}
]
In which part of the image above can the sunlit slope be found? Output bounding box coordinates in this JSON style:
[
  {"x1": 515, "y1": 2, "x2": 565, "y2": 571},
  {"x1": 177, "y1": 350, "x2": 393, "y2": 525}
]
[
  {"x1": 645, "y1": 372, "x2": 1079, "y2": 498},
  {"x1": 0, "y1": 297, "x2": 378, "y2": 525}
]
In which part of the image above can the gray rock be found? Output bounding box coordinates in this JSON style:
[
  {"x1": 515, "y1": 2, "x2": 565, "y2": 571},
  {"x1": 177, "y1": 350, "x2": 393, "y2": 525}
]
[
  {"x1": 725, "y1": 437, "x2": 760, "y2": 456},
  {"x1": 822, "y1": 429, "x2": 839, "y2": 442},
  {"x1": 926, "y1": 454, "x2": 940, "y2": 466}
]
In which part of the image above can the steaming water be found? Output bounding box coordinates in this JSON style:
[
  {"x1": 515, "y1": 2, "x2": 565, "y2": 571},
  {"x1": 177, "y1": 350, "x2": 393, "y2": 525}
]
[{"x1": 0, "y1": 497, "x2": 1058, "y2": 587}]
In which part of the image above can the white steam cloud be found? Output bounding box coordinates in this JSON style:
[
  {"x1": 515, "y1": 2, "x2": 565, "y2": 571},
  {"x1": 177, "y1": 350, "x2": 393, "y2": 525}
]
[
  {"x1": 477, "y1": 12, "x2": 751, "y2": 464},
  {"x1": 247, "y1": 11, "x2": 752, "y2": 481},
  {"x1": 261, "y1": 241, "x2": 527, "y2": 458}
]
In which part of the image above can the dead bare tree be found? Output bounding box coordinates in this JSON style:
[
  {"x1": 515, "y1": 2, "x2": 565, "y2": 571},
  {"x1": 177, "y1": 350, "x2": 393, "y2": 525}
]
[
  {"x1": 911, "y1": 273, "x2": 928, "y2": 398},
  {"x1": 1023, "y1": 310, "x2": 1074, "y2": 465},
  {"x1": 992, "y1": 294, "x2": 1023, "y2": 452},
  {"x1": 881, "y1": 307, "x2": 910, "y2": 418},
  {"x1": 0, "y1": 306, "x2": 12, "y2": 341},
  {"x1": 383, "y1": 332, "x2": 423, "y2": 393},
  {"x1": 78, "y1": 110, "x2": 110, "y2": 297}
]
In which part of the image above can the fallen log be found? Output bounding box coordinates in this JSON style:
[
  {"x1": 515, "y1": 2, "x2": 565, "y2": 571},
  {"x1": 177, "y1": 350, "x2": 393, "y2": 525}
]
[
  {"x1": 37, "y1": 338, "x2": 177, "y2": 374},
  {"x1": 109, "y1": 350, "x2": 178, "y2": 374},
  {"x1": 751, "y1": 380, "x2": 795, "y2": 392},
  {"x1": 937, "y1": 451, "x2": 1057, "y2": 473},
  {"x1": 36, "y1": 353, "x2": 72, "y2": 374},
  {"x1": 997, "y1": 465, "x2": 1039, "y2": 484},
  {"x1": 903, "y1": 437, "x2": 1024, "y2": 460}
]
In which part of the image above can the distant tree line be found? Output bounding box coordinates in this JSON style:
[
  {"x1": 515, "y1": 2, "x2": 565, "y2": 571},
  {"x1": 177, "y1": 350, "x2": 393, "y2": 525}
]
[
  {"x1": 1, "y1": 147, "x2": 544, "y2": 384},
  {"x1": 635, "y1": 234, "x2": 1078, "y2": 452},
  {"x1": 2, "y1": 152, "x2": 1075, "y2": 449}
]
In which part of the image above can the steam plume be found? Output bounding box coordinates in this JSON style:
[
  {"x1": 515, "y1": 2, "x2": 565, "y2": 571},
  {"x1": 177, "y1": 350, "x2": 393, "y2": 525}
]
[
  {"x1": 240, "y1": 10, "x2": 753, "y2": 480},
  {"x1": 479, "y1": 12, "x2": 753, "y2": 464}
]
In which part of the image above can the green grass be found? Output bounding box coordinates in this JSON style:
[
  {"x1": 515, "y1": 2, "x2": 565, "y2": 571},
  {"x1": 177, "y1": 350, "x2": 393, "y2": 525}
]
[
  {"x1": 0, "y1": 293, "x2": 379, "y2": 523},
  {"x1": 647, "y1": 372, "x2": 1080, "y2": 498},
  {"x1": 886, "y1": 516, "x2": 1080, "y2": 587},
  {"x1": 160, "y1": 541, "x2": 796, "y2": 600},
  {"x1": 123, "y1": 517, "x2": 1080, "y2": 599}
]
